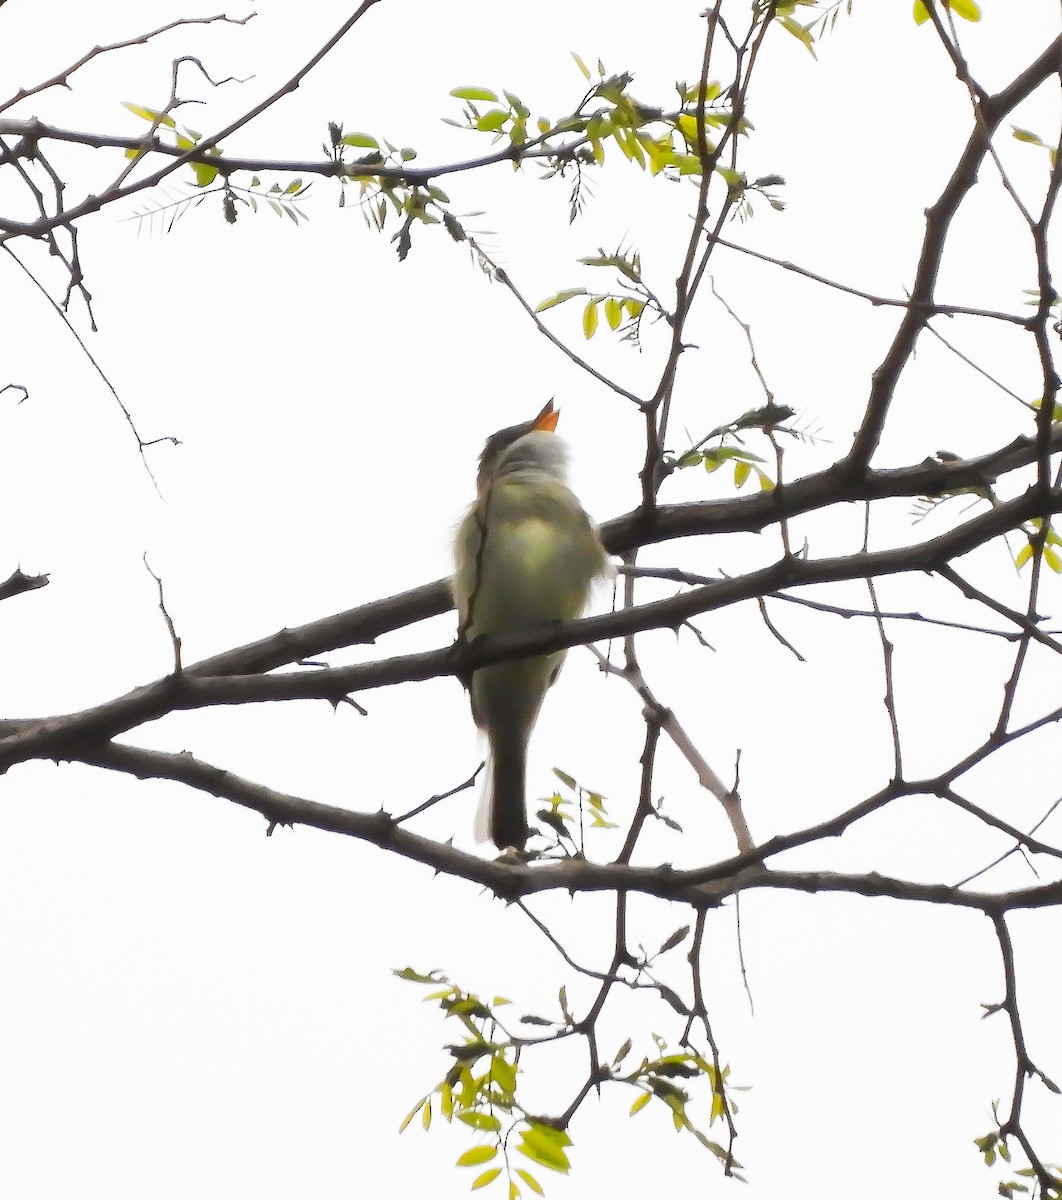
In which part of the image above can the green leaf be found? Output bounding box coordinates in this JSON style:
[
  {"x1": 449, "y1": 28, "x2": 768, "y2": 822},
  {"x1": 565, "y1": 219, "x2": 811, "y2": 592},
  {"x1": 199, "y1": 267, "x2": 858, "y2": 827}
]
[
  {"x1": 340, "y1": 132, "x2": 379, "y2": 148},
  {"x1": 515, "y1": 1168, "x2": 543, "y2": 1196},
  {"x1": 457, "y1": 1146, "x2": 498, "y2": 1168},
  {"x1": 472, "y1": 1168, "x2": 503, "y2": 1191},
  {"x1": 399, "y1": 1098, "x2": 425, "y2": 1132},
  {"x1": 778, "y1": 14, "x2": 816, "y2": 53},
  {"x1": 191, "y1": 162, "x2": 219, "y2": 188},
  {"x1": 518, "y1": 1137, "x2": 570, "y2": 1174},
  {"x1": 459, "y1": 1112, "x2": 502, "y2": 1132},
  {"x1": 716, "y1": 167, "x2": 746, "y2": 194},
  {"x1": 476, "y1": 110, "x2": 510, "y2": 132},
  {"x1": 629, "y1": 1091, "x2": 651, "y2": 1116},
  {"x1": 949, "y1": 0, "x2": 981, "y2": 19},
  {"x1": 491, "y1": 1057, "x2": 517, "y2": 1095},
  {"x1": 522, "y1": 1122, "x2": 572, "y2": 1151},
  {"x1": 451, "y1": 86, "x2": 499, "y2": 102},
  {"x1": 664, "y1": 152, "x2": 703, "y2": 176},
  {"x1": 582, "y1": 298, "x2": 600, "y2": 338},
  {"x1": 122, "y1": 102, "x2": 176, "y2": 128},
  {"x1": 393, "y1": 966, "x2": 446, "y2": 984}
]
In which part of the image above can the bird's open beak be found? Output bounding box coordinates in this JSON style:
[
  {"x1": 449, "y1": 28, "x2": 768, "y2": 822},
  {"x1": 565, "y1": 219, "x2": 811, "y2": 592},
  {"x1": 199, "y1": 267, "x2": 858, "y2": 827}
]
[{"x1": 532, "y1": 400, "x2": 560, "y2": 433}]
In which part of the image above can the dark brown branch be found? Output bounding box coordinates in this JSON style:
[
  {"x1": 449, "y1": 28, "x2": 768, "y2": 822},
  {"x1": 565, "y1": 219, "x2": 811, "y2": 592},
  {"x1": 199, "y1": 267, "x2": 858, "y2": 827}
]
[
  {"x1": 845, "y1": 34, "x2": 1062, "y2": 471},
  {"x1": 57, "y1": 739, "x2": 1062, "y2": 914},
  {"x1": 2, "y1": 482, "x2": 1060, "y2": 774},
  {"x1": 0, "y1": 567, "x2": 49, "y2": 602}
]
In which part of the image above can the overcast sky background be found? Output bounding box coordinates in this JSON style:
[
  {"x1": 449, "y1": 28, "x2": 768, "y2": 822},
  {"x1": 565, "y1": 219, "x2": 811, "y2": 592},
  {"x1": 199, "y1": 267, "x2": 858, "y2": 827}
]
[{"x1": 0, "y1": 2, "x2": 1060, "y2": 1197}]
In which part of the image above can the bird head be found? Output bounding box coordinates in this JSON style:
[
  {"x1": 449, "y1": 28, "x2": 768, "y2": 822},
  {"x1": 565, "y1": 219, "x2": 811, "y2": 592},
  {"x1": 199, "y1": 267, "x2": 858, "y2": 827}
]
[{"x1": 476, "y1": 400, "x2": 567, "y2": 492}]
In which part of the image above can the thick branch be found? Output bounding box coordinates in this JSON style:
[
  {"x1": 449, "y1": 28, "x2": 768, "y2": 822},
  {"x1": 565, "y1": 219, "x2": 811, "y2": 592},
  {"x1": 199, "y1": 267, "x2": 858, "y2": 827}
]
[
  {"x1": 1, "y1": 482, "x2": 1059, "y2": 773},
  {"x1": 66, "y1": 741, "x2": 1062, "y2": 913}
]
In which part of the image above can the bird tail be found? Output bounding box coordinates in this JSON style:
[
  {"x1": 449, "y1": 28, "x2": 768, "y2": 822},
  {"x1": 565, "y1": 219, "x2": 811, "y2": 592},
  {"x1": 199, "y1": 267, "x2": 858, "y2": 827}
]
[{"x1": 475, "y1": 740, "x2": 530, "y2": 851}]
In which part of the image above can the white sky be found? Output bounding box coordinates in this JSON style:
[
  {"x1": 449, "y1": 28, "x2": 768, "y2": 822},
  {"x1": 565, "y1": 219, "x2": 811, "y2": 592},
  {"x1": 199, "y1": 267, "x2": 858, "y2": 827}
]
[{"x1": 0, "y1": 2, "x2": 1060, "y2": 1198}]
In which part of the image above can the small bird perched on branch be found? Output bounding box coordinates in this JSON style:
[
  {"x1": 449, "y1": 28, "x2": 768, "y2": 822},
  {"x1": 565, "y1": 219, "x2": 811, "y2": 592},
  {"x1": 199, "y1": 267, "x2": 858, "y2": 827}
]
[{"x1": 453, "y1": 401, "x2": 607, "y2": 851}]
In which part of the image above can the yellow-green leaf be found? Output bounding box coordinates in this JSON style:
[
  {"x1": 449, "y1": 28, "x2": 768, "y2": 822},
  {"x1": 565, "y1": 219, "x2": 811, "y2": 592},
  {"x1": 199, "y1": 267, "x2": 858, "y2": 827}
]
[
  {"x1": 572, "y1": 52, "x2": 591, "y2": 80},
  {"x1": 122, "y1": 102, "x2": 176, "y2": 128},
  {"x1": 524, "y1": 1123, "x2": 571, "y2": 1149},
  {"x1": 604, "y1": 297, "x2": 623, "y2": 330},
  {"x1": 1015, "y1": 543, "x2": 1034, "y2": 569},
  {"x1": 459, "y1": 1112, "x2": 502, "y2": 1132},
  {"x1": 457, "y1": 1145, "x2": 498, "y2": 1168},
  {"x1": 914, "y1": 0, "x2": 980, "y2": 22},
  {"x1": 1012, "y1": 128, "x2": 1045, "y2": 146},
  {"x1": 734, "y1": 460, "x2": 751, "y2": 488},
  {"x1": 516, "y1": 1169, "x2": 543, "y2": 1195},
  {"x1": 779, "y1": 15, "x2": 816, "y2": 54},
  {"x1": 422, "y1": 1098, "x2": 432, "y2": 1130},
  {"x1": 477, "y1": 110, "x2": 509, "y2": 132},
  {"x1": 1045, "y1": 546, "x2": 1062, "y2": 573},
  {"x1": 518, "y1": 1140, "x2": 570, "y2": 1174},
  {"x1": 535, "y1": 288, "x2": 586, "y2": 313},
  {"x1": 582, "y1": 298, "x2": 600, "y2": 339},
  {"x1": 191, "y1": 162, "x2": 219, "y2": 188},
  {"x1": 451, "y1": 86, "x2": 499, "y2": 102},
  {"x1": 399, "y1": 1098, "x2": 425, "y2": 1132},
  {"x1": 491, "y1": 1057, "x2": 517, "y2": 1094},
  {"x1": 472, "y1": 1168, "x2": 503, "y2": 1191},
  {"x1": 949, "y1": 0, "x2": 981, "y2": 20},
  {"x1": 630, "y1": 1090, "x2": 652, "y2": 1116},
  {"x1": 665, "y1": 152, "x2": 703, "y2": 176},
  {"x1": 340, "y1": 132, "x2": 379, "y2": 148}
]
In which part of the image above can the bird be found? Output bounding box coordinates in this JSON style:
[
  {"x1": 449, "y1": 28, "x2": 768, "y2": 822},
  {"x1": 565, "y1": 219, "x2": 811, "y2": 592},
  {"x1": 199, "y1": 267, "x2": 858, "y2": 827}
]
[{"x1": 452, "y1": 401, "x2": 608, "y2": 851}]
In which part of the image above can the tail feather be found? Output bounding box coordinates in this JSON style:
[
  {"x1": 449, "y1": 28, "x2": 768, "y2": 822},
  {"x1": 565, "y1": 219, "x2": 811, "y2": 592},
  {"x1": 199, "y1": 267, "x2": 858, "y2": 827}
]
[{"x1": 477, "y1": 740, "x2": 529, "y2": 851}]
